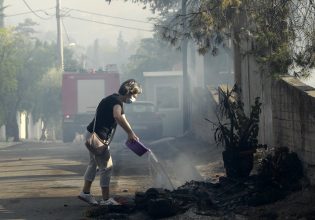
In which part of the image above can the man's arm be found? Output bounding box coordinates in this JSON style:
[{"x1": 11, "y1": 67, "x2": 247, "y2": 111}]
[{"x1": 113, "y1": 104, "x2": 139, "y2": 141}]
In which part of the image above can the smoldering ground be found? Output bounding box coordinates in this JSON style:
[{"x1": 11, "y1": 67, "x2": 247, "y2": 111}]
[{"x1": 146, "y1": 139, "x2": 206, "y2": 190}]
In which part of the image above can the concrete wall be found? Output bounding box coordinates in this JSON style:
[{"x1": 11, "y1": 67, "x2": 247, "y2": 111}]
[
  {"x1": 17, "y1": 112, "x2": 42, "y2": 140},
  {"x1": 190, "y1": 86, "x2": 217, "y2": 144},
  {"x1": 236, "y1": 39, "x2": 275, "y2": 148},
  {"x1": 190, "y1": 44, "x2": 234, "y2": 143},
  {"x1": 188, "y1": 38, "x2": 315, "y2": 183},
  {"x1": 28, "y1": 115, "x2": 42, "y2": 140},
  {"x1": 0, "y1": 113, "x2": 42, "y2": 141},
  {"x1": 213, "y1": 73, "x2": 315, "y2": 182},
  {"x1": 0, "y1": 126, "x2": 5, "y2": 141},
  {"x1": 272, "y1": 76, "x2": 315, "y2": 183},
  {"x1": 237, "y1": 41, "x2": 315, "y2": 181}
]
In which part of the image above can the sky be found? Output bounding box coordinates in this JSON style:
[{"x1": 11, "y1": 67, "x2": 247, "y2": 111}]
[{"x1": 4, "y1": 0, "x2": 155, "y2": 46}]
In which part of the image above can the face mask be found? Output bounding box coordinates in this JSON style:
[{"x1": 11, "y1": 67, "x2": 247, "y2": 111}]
[{"x1": 125, "y1": 96, "x2": 136, "y2": 104}]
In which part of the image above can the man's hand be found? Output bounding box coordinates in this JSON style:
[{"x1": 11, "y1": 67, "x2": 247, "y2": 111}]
[{"x1": 127, "y1": 131, "x2": 139, "y2": 142}]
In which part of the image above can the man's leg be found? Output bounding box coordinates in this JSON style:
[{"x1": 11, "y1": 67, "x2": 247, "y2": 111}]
[
  {"x1": 101, "y1": 186, "x2": 109, "y2": 200},
  {"x1": 82, "y1": 132, "x2": 97, "y2": 193},
  {"x1": 78, "y1": 151, "x2": 99, "y2": 205},
  {"x1": 83, "y1": 152, "x2": 97, "y2": 190},
  {"x1": 83, "y1": 180, "x2": 93, "y2": 194},
  {"x1": 98, "y1": 157, "x2": 119, "y2": 205},
  {"x1": 98, "y1": 155, "x2": 113, "y2": 200},
  {"x1": 79, "y1": 180, "x2": 98, "y2": 205}
]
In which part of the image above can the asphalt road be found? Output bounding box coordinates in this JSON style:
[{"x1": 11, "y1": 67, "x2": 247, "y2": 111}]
[{"x1": 0, "y1": 138, "x2": 208, "y2": 220}]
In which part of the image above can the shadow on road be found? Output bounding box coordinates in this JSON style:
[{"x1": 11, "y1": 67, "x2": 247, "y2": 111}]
[{"x1": 0, "y1": 196, "x2": 87, "y2": 220}]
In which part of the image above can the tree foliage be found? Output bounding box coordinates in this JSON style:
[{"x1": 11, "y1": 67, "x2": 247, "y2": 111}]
[
  {"x1": 0, "y1": 25, "x2": 58, "y2": 140},
  {"x1": 32, "y1": 68, "x2": 62, "y2": 132},
  {"x1": 122, "y1": 35, "x2": 181, "y2": 83},
  {"x1": 0, "y1": 18, "x2": 80, "y2": 140},
  {"x1": 15, "y1": 18, "x2": 38, "y2": 37},
  {"x1": 64, "y1": 47, "x2": 81, "y2": 72},
  {"x1": 0, "y1": 28, "x2": 18, "y2": 127},
  {"x1": 120, "y1": 0, "x2": 315, "y2": 77}
]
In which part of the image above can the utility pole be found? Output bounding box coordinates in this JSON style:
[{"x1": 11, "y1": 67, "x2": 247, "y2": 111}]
[
  {"x1": 0, "y1": 0, "x2": 5, "y2": 28},
  {"x1": 56, "y1": 0, "x2": 64, "y2": 71},
  {"x1": 182, "y1": 0, "x2": 190, "y2": 133}
]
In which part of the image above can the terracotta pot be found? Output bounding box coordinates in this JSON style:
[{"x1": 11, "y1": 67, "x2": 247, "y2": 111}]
[{"x1": 222, "y1": 149, "x2": 254, "y2": 178}]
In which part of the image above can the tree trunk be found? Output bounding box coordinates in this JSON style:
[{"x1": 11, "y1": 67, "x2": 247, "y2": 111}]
[
  {"x1": 5, "y1": 111, "x2": 19, "y2": 141},
  {"x1": 233, "y1": 38, "x2": 242, "y2": 88},
  {"x1": 232, "y1": 10, "x2": 247, "y2": 101}
]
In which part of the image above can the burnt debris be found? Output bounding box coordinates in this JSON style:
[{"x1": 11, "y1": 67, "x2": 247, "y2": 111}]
[{"x1": 85, "y1": 147, "x2": 305, "y2": 219}]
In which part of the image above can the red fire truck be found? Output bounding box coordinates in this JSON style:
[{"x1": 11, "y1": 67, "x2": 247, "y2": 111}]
[{"x1": 61, "y1": 70, "x2": 120, "y2": 142}]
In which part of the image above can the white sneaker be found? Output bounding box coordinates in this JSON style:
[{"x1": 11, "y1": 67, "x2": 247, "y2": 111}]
[
  {"x1": 78, "y1": 192, "x2": 98, "y2": 206},
  {"x1": 99, "y1": 198, "x2": 120, "y2": 206}
]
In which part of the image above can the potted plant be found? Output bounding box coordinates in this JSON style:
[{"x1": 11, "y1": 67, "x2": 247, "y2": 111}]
[{"x1": 207, "y1": 84, "x2": 263, "y2": 178}]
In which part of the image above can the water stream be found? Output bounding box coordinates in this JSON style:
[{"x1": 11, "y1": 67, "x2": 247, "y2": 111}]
[{"x1": 148, "y1": 150, "x2": 175, "y2": 190}]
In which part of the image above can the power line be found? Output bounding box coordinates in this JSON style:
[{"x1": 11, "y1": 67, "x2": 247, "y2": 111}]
[
  {"x1": 21, "y1": 0, "x2": 52, "y2": 20},
  {"x1": 5, "y1": 7, "x2": 55, "y2": 18},
  {"x1": 65, "y1": 15, "x2": 153, "y2": 32},
  {"x1": 4, "y1": 6, "x2": 179, "y2": 35},
  {"x1": 61, "y1": 18, "x2": 71, "y2": 44},
  {"x1": 62, "y1": 7, "x2": 155, "y2": 25},
  {"x1": 5, "y1": 6, "x2": 154, "y2": 32}
]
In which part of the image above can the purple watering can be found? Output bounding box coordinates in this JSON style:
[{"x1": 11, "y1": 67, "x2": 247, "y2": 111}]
[{"x1": 125, "y1": 140, "x2": 150, "y2": 156}]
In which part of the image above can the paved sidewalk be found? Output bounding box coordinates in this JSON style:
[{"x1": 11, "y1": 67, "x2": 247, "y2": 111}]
[{"x1": 0, "y1": 142, "x2": 20, "y2": 149}]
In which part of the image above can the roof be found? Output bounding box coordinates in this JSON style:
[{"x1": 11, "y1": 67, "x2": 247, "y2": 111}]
[{"x1": 143, "y1": 71, "x2": 182, "y2": 77}]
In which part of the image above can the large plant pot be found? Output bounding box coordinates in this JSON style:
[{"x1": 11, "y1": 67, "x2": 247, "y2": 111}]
[{"x1": 222, "y1": 149, "x2": 254, "y2": 178}]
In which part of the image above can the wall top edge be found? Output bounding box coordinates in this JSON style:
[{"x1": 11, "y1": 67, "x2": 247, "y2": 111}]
[{"x1": 280, "y1": 76, "x2": 315, "y2": 93}]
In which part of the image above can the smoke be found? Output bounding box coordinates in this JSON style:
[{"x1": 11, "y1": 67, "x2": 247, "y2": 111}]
[{"x1": 147, "y1": 143, "x2": 204, "y2": 190}]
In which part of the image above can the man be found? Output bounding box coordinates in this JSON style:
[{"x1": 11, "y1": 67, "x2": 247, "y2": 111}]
[{"x1": 78, "y1": 79, "x2": 142, "y2": 206}]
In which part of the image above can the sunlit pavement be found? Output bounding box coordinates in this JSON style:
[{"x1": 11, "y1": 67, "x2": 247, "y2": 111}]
[
  {"x1": 0, "y1": 138, "x2": 222, "y2": 219},
  {"x1": 0, "y1": 138, "x2": 221, "y2": 198},
  {"x1": 0, "y1": 141, "x2": 153, "y2": 219},
  {"x1": 0, "y1": 141, "x2": 152, "y2": 198}
]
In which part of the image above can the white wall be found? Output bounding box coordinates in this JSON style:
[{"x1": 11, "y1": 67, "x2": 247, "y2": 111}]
[
  {"x1": 0, "y1": 126, "x2": 5, "y2": 141},
  {"x1": 143, "y1": 71, "x2": 183, "y2": 137}
]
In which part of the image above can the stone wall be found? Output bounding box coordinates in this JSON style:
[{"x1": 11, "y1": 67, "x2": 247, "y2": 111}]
[
  {"x1": 272, "y1": 76, "x2": 315, "y2": 183},
  {"x1": 188, "y1": 40, "x2": 315, "y2": 183},
  {"x1": 197, "y1": 75, "x2": 315, "y2": 183}
]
